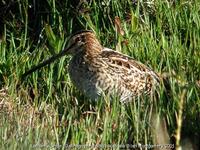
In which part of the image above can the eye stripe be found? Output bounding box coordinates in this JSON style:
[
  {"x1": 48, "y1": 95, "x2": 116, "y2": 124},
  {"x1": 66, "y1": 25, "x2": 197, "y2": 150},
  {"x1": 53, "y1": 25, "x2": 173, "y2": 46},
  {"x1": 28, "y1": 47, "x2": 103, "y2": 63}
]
[{"x1": 65, "y1": 42, "x2": 76, "y2": 52}]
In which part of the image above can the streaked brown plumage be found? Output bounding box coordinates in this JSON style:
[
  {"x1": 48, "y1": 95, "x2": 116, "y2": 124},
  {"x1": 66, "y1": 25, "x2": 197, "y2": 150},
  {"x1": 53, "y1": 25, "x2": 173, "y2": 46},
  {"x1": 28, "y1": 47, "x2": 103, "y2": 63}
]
[{"x1": 22, "y1": 30, "x2": 160, "y2": 102}]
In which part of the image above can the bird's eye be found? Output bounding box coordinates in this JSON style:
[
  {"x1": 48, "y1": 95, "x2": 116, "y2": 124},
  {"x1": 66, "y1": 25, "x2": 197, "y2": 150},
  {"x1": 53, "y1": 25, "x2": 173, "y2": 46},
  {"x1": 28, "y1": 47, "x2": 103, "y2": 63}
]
[{"x1": 75, "y1": 36, "x2": 81, "y2": 43}]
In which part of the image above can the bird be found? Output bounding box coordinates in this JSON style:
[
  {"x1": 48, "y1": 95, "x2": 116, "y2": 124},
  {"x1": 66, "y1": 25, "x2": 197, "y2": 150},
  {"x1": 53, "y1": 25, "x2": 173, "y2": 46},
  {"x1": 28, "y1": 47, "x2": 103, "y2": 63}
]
[{"x1": 21, "y1": 30, "x2": 160, "y2": 103}]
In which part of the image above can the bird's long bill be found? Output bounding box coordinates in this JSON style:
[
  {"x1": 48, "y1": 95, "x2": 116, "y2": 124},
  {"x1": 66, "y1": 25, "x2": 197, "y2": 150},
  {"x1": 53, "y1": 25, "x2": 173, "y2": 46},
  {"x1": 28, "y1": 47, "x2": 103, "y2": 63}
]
[{"x1": 21, "y1": 47, "x2": 69, "y2": 79}]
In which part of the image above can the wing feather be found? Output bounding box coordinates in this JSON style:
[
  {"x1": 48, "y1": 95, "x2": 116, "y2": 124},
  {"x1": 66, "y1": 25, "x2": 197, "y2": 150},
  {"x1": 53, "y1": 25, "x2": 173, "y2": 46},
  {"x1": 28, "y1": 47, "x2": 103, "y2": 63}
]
[{"x1": 100, "y1": 48, "x2": 160, "y2": 94}]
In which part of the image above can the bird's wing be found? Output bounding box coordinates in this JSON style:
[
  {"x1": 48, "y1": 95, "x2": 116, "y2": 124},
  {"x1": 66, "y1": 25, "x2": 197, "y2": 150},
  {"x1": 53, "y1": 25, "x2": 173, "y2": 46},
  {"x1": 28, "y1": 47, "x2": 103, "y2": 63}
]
[
  {"x1": 100, "y1": 48, "x2": 160, "y2": 92},
  {"x1": 102, "y1": 48, "x2": 159, "y2": 77}
]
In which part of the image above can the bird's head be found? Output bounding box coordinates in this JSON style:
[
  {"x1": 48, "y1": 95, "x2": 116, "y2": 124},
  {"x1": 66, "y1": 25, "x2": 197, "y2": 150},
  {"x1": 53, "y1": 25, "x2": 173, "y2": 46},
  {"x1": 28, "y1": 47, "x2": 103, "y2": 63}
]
[{"x1": 64, "y1": 30, "x2": 102, "y2": 56}]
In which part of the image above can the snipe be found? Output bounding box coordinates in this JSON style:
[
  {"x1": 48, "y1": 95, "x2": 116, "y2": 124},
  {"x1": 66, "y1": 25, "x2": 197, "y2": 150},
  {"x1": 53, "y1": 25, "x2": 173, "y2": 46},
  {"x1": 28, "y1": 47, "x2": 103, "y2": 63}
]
[{"x1": 22, "y1": 30, "x2": 160, "y2": 102}]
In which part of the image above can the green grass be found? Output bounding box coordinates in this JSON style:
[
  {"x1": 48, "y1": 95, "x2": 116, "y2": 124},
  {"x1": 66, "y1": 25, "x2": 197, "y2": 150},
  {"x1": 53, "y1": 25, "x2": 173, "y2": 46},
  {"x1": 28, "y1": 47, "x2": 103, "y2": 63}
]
[{"x1": 0, "y1": 0, "x2": 200, "y2": 149}]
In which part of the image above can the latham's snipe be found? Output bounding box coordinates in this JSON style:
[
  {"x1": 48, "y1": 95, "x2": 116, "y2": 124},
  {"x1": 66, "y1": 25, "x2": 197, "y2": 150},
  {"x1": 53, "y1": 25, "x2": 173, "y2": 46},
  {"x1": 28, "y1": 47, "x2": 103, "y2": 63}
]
[{"x1": 22, "y1": 30, "x2": 160, "y2": 102}]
